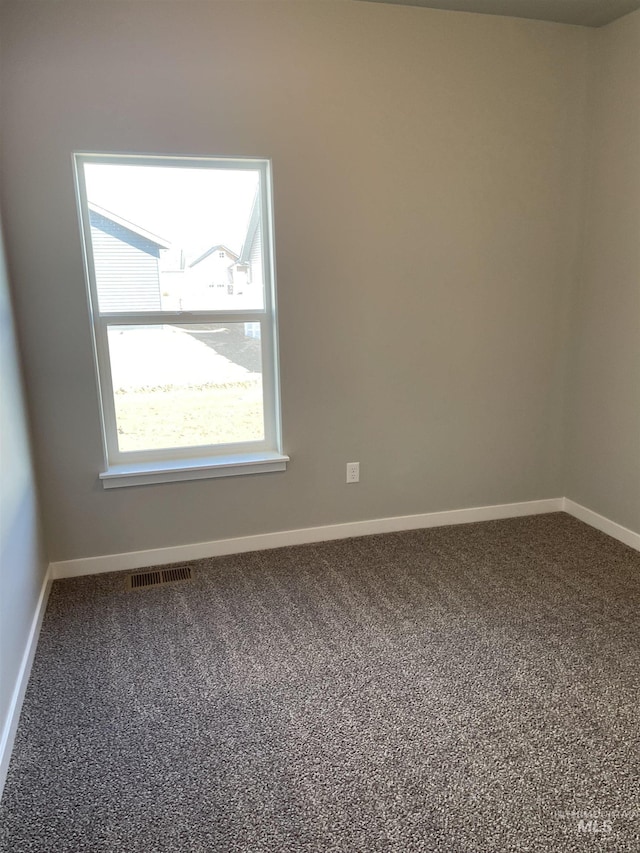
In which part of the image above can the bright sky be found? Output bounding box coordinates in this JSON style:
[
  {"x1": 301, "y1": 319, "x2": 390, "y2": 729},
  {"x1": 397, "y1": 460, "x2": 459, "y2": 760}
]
[{"x1": 83, "y1": 163, "x2": 260, "y2": 258}]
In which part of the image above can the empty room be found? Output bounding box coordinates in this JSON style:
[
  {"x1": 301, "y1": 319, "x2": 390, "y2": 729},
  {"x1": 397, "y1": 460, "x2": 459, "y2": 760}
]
[{"x1": 1, "y1": 0, "x2": 639, "y2": 850}]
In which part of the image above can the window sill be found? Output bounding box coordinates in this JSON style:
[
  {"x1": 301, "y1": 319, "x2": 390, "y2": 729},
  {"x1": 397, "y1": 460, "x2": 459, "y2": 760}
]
[{"x1": 99, "y1": 452, "x2": 289, "y2": 489}]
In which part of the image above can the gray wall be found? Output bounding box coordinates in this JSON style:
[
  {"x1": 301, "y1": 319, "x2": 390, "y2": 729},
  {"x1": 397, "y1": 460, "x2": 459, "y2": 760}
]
[
  {"x1": 565, "y1": 9, "x2": 640, "y2": 532},
  {"x1": 0, "y1": 207, "x2": 48, "y2": 768},
  {"x1": 0, "y1": 1, "x2": 590, "y2": 562},
  {"x1": 0, "y1": 11, "x2": 47, "y2": 783}
]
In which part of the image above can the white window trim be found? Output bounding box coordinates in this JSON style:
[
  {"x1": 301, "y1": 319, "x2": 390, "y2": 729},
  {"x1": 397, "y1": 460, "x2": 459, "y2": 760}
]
[
  {"x1": 74, "y1": 152, "x2": 287, "y2": 488},
  {"x1": 99, "y1": 451, "x2": 290, "y2": 489}
]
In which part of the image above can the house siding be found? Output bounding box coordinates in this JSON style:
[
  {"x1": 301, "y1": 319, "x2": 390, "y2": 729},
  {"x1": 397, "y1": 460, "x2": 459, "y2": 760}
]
[
  {"x1": 249, "y1": 217, "x2": 263, "y2": 292},
  {"x1": 90, "y1": 210, "x2": 162, "y2": 312}
]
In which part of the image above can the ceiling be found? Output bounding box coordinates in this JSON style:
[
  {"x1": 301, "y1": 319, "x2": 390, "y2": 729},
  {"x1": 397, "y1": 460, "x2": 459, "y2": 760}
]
[{"x1": 356, "y1": 0, "x2": 640, "y2": 27}]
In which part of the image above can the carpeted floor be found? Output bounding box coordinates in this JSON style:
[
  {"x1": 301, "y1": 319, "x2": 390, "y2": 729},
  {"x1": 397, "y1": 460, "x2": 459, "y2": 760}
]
[{"x1": 1, "y1": 513, "x2": 639, "y2": 852}]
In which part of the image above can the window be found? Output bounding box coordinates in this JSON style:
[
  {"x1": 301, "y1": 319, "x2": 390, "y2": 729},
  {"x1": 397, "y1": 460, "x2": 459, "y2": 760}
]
[{"x1": 74, "y1": 154, "x2": 287, "y2": 488}]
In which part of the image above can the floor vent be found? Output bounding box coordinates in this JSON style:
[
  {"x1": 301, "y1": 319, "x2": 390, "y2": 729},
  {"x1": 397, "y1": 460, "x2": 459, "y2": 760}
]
[
  {"x1": 162, "y1": 566, "x2": 192, "y2": 584},
  {"x1": 127, "y1": 566, "x2": 192, "y2": 590}
]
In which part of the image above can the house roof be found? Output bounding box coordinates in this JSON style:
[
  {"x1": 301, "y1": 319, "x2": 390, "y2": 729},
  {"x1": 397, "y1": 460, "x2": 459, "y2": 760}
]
[
  {"x1": 88, "y1": 203, "x2": 171, "y2": 250},
  {"x1": 188, "y1": 244, "x2": 239, "y2": 268}
]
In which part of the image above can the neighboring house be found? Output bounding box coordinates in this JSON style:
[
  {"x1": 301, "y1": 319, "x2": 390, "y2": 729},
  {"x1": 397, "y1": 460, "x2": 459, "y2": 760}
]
[
  {"x1": 89, "y1": 203, "x2": 171, "y2": 312},
  {"x1": 234, "y1": 190, "x2": 264, "y2": 338},
  {"x1": 183, "y1": 189, "x2": 264, "y2": 315},
  {"x1": 234, "y1": 189, "x2": 263, "y2": 298},
  {"x1": 188, "y1": 244, "x2": 239, "y2": 290}
]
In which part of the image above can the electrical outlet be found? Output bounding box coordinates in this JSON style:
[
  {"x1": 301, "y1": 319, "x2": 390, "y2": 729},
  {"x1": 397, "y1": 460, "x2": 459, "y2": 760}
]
[{"x1": 346, "y1": 462, "x2": 360, "y2": 483}]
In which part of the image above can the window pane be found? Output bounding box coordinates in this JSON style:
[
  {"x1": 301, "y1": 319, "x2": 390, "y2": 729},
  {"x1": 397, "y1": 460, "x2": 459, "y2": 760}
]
[
  {"x1": 107, "y1": 324, "x2": 264, "y2": 452},
  {"x1": 83, "y1": 163, "x2": 265, "y2": 313}
]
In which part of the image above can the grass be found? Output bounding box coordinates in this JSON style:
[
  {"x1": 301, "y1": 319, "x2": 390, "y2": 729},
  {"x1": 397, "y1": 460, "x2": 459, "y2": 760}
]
[{"x1": 114, "y1": 380, "x2": 264, "y2": 452}]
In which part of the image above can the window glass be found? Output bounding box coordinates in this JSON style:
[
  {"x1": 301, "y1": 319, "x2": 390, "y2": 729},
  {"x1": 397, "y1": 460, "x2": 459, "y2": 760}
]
[
  {"x1": 83, "y1": 163, "x2": 265, "y2": 313},
  {"x1": 108, "y1": 323, "x2": 264, "y2": 453},
  {"x1": 75, "y1": 154, "x2": 282, "y2": 477}
]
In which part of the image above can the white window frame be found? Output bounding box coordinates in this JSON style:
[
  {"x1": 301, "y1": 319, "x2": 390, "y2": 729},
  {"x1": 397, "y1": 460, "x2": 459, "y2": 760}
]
[{"x1": 74, "y1": 153, "x2": 288, "y2": 489}]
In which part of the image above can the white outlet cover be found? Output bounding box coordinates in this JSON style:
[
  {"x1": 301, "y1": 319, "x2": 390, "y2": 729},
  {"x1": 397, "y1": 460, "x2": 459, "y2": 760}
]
[{"x1": 346, "y1": 462, "x2": 360, "y2": 483}]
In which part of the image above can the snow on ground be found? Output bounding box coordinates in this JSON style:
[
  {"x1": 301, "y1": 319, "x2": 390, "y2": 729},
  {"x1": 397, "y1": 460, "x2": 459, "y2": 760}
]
[{"x1": 107, "y1": 325, "x2": 253, "y2": 390}]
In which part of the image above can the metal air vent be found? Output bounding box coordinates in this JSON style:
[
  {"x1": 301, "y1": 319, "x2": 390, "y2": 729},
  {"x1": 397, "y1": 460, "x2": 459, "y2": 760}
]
[{"x1": 126, "y1": 566, "x2": 193, "y2": 590}]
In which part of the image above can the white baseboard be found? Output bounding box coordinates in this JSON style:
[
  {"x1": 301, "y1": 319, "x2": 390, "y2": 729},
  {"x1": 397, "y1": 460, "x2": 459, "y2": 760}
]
[
  {"x1": 563, "y1": 499, "x2": 640, "y2": 552},
  {"x1": 51, "y1": 498, "x2": 564, "y2": 580},
  {"x1": 0, "y1": 564, "x2": 52, "y2": 801},
  {"x1": 47, "y1": 497, "x2": 640, "y2": 583}
]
